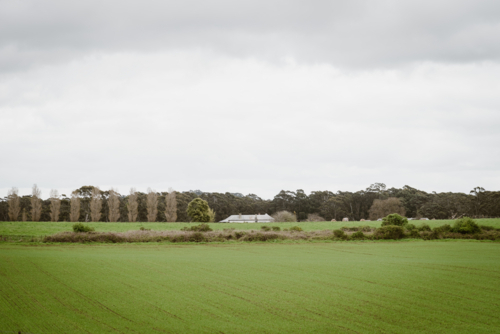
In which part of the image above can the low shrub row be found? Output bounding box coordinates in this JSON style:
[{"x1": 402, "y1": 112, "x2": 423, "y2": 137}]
[{"x1": 39, "y1": 218, "x2": 500, "y2": 243}]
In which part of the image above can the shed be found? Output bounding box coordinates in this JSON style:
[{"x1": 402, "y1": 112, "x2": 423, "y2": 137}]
[{"x1": 220, "y1": 214, "x2": 274, "y2": 223}]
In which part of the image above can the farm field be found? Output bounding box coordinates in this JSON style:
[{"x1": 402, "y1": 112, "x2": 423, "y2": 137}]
[
  {"x1": 1, "y1": 218, "x2": 500, "y2": 237},
  {"x1": 1, "y1": 241, "x2": 500, "y2": 333}
]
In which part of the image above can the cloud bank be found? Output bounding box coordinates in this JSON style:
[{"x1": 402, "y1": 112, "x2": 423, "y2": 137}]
[{"x1": 1, "y1": 0, "x2": 499, "y2": 198}]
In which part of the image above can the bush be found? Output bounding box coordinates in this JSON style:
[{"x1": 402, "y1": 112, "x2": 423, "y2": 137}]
[
  {"x1": 261, "y1": 225, "x2": 271, "y2": 231},
  {"x1": 451, "y1": 217, "x2": 480, "y2": 234},
  {"x1": 188, "y1": 232, "x2": 206, "y2": 242},
  {"x1": 234, "y1": 231, "x2": 246, "y2": 239},
  {"x1": 139, "y1": 226, "x2": 151, "y2": 231},
  {"x1": 409, "y1": 229, "x2": 420, "y2": 238},
  {"x1": 272, "y1": 211, "x2": 297, "y2": 222},
  {"x1": 289, "y1": 226, "x2": 303, "y2": 232},
  {"x1": 242, "y1": 232, "x2": 280, "y2": 242},
  {"x1": 404, "y1": 223, "x2": 416, "y2": 231},
  {"x1": 432, "y1": 224, "x2": 451, "y2": 233},
  {"x1": 374, "y1": 225, "x2": 405, "y2": 239},
  {"x1": 381, "y1": 213, "x2": 408, "y2": 227},
  {"x1": 333, "y1": 229, "x2": 346, "y2": 239},
  {"x1": 272, "y1": 226, "x2": 281, "y2": 231},
  {"x1": 351, "y1": 231, "x2": 365, "y2": 240},
  {"x1": 181, "y1": 223, "x2": 213, "y2": 232},
  {"x1": 417, "y1": 224, "x2": 431, "y2": 232},
  {"x1": 72, "y1": 223, "x2": 95, "y2": 233},
  {"x1": 480, "y1": 225, "x2": 496, "y2": 231}
]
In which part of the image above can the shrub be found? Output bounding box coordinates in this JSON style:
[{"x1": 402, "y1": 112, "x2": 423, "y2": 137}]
[
  {"x1": 417, "y1": 224, "x2": 431, "y2": 232},
  {"x1": 351, "y1": 231, "x2": 365, "y2": 240},
  {"x1": 234, "y1": 231, "x2": 246, "y2": 239},
  {"x1": 188, "y1": 232, "x2": 205, "y2": 242},
  {"x1": 72, "y1": 223, "x2": 95, "y2": 233},
  {"x1": 289, "y1": 226, "x2": 303, "y2": 232},
  {"x1": 242, "y1": 232, "x2": 279, "y2": 242},
  {"x1": 479, "y1": 225, "x2": 496, "y2": 231},
  {"x1": 272, "y1": 226, "x2": 281, "y2": 231},
  {"x1": 421, "y1": 231, "x2": 440, "y2": 240},
  {"x1": 374, "y1": 225, "x2": 405, "y2": 239},
  {"x1": 272, "y1": 211, "x2": 297, "y2": 222},
  {"x1": 432, "y1": 224, "x2": 451, "y2": 233},
  {"x1": 404, "y1": 223, "x2": 416, "y2": 231},
  {"x1": 409, "y1": 230, "x2": 420, "y2": 238},
  {"x1": 181, "y1": 223, "x2": 213, "y2": 232},
  {"x1": 261, "y1": 225, "x2": 271, "y2": 231},
  {"x1": 381, "y1": 213, "x2": 408, "y2": 227},
  {"x1": 451, "y1": 217, "x2": 480, "y2": 234},
  {"x1": 333, "y1": 229, "x2": 346, "y2": 238},
  {"x1": 139, "y1": 226, "x2": 151, "y2": 231}
]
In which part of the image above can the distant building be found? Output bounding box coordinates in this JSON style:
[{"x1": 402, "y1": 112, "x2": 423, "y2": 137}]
[{"x1": 220, "y1": 214, "x2": 274, "y2": 223}]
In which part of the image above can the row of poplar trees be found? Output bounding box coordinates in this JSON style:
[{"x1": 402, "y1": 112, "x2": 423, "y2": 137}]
[{"x1": 4, "y1": 185, "x2": 177, "y2": 223}]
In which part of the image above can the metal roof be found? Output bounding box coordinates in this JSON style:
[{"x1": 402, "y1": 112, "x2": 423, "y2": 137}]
[{"x1": 219, "y1": 214, "x2": 274, "y2": 223}]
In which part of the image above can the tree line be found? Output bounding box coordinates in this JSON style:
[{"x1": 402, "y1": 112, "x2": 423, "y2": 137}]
[{"x1": 1, "y1": 183, "x2": 499, "y2": 222}]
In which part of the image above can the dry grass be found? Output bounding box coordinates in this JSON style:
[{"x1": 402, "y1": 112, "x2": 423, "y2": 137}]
[
  {"x1": 40, "y1": 226, "x2": 500, "y2": 244},
  {"x1": 43, "y1": 229, "x2": 336, "y2": 243}
]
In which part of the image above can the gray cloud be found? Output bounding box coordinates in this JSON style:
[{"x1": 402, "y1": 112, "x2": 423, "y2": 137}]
[
  {"x1": 1, "y1": 0, "x2": 500, "y2": 72},
  {"x1": 1, "y1": 1, "x2": 500, "y2": 199}
]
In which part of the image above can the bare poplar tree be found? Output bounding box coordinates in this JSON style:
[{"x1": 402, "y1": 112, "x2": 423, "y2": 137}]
[
  {"x1": 7, "y1": 187, "x2": 21, "y2": 221},
  {"x1": 127, "y1": 188, "x2": 138, "y2": 222},
  {"x1": 49, "y1": 189, "x2": 61, "y2": 222},
  {"x1": 70, "y1": 191, "x2": 81, "y2": 222},
  {"x1": 90, "y1": 186, "x2": 102, "y2": 222},
  {"x1": 165, "y1": 188, "x2": 177, "y2": 222},
  {"x1": 31, "y1": 184, "x2": 42, "y2": 222},
  {"x1": 146, "y1": 188, "x2": 158, "y2": 222},
  {"x1": 108, "y1": 188, "x2": 121, "y2": 222}
]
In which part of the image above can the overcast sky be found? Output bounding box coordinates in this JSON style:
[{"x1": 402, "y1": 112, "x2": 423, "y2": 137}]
[{"x1": 1, "y1": 0, "x2": 500, "y2": 199}]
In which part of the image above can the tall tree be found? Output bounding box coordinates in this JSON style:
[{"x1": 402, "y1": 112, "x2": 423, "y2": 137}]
[
  {"x1": 368, "y1": 197, "x2": 406, "y2": 220},
  {"x1": 7, "y1": 187, "x2": 20, "y2": 221},
  {"x1": 146, "y1": 188, "x2": 158, "y2": 222},
  {"x1": 187, "y1": 198, "x2": 211, "y2": 222},
  {"x1": 165, "y1": 188, "x2": 177, "y2": 222},
  {"x1": 108, "y1": 188, "x2": 120, "y2": 222},
  {"x1": 70, "y1": 191, "x2": 80, "y2": 222},
  {"x1": 31, "y1": 184, "x2": 42, "y2": 222},
  {"x1": 90, "y1": 187, "x2": 102, "y2": 222},
  {"x1": 127, "y1": 188, "x2": 139, "y2": 222},
  {"x1": 49, "y1": 189, "x2": 61, "y2": 222}
]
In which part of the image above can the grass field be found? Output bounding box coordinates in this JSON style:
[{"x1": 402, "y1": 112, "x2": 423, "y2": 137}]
[
  {"x1": 1, "y1": 218, "x2": 500, "y2": 237},
  {"x1": 1, "y1": 241, "x2": 500, "y2": 333}
]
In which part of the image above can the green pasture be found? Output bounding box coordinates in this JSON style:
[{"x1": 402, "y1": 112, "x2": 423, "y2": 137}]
[
  {"x1": 1, "y1": 241, "x2": 499, "y2": 333},
  {"x1": 1, "y1": 218, "x2": 500, "y2": 237}
]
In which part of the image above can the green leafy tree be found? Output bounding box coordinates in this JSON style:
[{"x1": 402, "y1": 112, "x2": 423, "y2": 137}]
[{"x1": 187, "y1": 198, "x2": 211, "y2": 222}]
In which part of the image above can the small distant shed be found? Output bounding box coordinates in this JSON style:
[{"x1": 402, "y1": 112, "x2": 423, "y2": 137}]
[{"x1": 220, "y1": 214, "x2": 274, "y2": 223}]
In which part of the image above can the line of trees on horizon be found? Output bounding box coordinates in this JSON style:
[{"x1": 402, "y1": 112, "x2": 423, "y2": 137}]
[{"x1": 1, "y1": 183, "x2": 499, "y2": 222}]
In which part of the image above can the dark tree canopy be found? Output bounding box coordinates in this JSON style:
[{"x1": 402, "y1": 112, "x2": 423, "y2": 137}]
[{"x1": 1, "y1": 183, "x2": 499, "y2": 222}]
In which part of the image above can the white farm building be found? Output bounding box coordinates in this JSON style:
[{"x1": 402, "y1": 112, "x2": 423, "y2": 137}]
[{"x1": 220, "y1": 214, "x2": 274, "y2": 223}]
